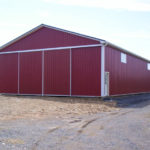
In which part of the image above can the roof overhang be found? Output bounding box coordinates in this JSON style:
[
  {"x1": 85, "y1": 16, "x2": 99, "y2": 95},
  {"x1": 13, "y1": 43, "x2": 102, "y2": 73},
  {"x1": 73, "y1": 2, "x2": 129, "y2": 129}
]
[
  {"x1": 0, "y1": 24, "x2": 105, "y2": 50},
  {"x1": 0, "y1": 24, "x2": 149, "y2": 62},
  {"x1": 106, "y1": 41, "x2": 150, "y2": 62}
]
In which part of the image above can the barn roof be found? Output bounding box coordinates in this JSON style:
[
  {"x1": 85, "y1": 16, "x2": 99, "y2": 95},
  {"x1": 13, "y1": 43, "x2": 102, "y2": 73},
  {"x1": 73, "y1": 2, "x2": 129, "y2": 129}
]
[
  {"x1": 0, "y1": 24, "x2": 104, "y2": 50},
  {"x1": 0, "y1": 24, "x2": 149, "y2": 62}
]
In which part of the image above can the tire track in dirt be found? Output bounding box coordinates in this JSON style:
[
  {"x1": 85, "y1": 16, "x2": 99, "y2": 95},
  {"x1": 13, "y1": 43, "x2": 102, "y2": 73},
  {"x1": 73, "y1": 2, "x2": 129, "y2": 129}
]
[
  {"x1": 78, "y1": 118, "x2": 98, "y2": 134},
  {"x1": 31, "y1": 110, "x2": 130, "y2": 150},
  {"x1": 32, "y1": 126, "x2": 60, "y2": 150}
]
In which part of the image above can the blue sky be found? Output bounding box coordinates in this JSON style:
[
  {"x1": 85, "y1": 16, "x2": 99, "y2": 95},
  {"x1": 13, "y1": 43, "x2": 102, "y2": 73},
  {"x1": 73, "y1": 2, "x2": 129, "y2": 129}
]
[{"x1": 0, "y1": 0, "x2": 150, "y2": 60}]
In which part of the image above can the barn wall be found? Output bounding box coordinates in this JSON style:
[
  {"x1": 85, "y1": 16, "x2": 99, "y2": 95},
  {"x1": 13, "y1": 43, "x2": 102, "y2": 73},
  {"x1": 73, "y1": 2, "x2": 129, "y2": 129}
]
[
  {"x1": 0, "y1": 46, "x2": 101, "y2": 96},
  {"x1": 19, "y1": 52, "x2": 42, "y2": 94},
  {"x1": 0, "y1": 54, "x2": 18, "y2": 93},
  {"x1": 1, "y1": 27, "x2": 99, "y2": 52},
  {"x1": 105, "y1": 46, "x2": 150, "y2": 95},
  {"x1": 72, "y1": 47, "x2": 101, "y2": 96},
  {"x1": 44, "y1": 50, "x2": 70, "y2": 95}
]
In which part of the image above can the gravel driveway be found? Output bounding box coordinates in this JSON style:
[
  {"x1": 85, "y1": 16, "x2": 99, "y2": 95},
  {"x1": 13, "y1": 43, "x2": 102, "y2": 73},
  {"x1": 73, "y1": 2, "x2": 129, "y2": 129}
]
[{"x1": 0, "y1": 95, "x2": 150, "y2": 150}]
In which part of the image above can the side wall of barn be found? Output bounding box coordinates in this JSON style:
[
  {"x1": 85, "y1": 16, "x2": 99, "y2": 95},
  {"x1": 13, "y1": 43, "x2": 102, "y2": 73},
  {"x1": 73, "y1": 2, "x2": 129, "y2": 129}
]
[{"x1": 105, "y1": 45, "x2": 150, "y2": 96}]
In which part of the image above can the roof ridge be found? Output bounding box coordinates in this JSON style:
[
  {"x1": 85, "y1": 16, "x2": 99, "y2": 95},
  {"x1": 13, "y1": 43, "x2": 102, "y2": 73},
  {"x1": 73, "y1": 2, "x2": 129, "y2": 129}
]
[{"x1": 0, "y1": 24, "x2": 104, "y2": 50}]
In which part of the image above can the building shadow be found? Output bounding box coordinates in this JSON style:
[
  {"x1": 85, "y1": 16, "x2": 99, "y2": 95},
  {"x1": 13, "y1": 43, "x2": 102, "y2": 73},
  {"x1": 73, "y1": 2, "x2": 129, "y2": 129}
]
[{"x1": 104, "y1": 93, "x2": 150, "y2": 108}]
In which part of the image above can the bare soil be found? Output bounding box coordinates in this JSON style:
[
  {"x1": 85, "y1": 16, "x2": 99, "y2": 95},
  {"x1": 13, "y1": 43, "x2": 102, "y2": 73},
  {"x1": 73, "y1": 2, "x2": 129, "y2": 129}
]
[
  {"x1": 0, "y1": 95, "x2": 150, "y2": 150},
  {"x1": 0, "y1": 95, "x2": 117, "y2": 121}
]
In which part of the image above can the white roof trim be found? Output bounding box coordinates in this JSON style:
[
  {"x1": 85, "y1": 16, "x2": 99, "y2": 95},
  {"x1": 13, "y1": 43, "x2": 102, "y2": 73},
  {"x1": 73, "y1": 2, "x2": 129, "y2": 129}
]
[
  {"x1": 106, "y1": 41, "x2": 150, "y2": 62},
  {"x1": 0, "y1": 44, "x2": 102, "y2": 55},
  {"x1": 42, "y1": 24, "x2": 104, "y2": 42},
  {"x1": 0, "y1": 24, "x2": 104, "y2": 50},
  {"x1": 0, "y1": 24, "x2": 149, "y2": 62},
  {"x1": 0, "y1": 24, "x2": 43, "y2": 50}
]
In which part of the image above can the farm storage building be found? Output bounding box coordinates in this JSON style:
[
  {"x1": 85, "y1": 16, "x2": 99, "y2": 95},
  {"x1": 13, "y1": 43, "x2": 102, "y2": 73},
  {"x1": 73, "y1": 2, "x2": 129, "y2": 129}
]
[{"x1": 0, "y1": 24, "x2": 150, "y2": 97}]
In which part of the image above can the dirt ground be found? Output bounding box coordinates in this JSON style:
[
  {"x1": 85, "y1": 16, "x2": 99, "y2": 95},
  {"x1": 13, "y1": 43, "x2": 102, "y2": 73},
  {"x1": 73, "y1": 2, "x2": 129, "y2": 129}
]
[
  {"x1": 0, "y1": 94, "x2": 150, "y2": 150},
  {"x1": 0, "y1": 95, "x2": 117, "y2": 121}
]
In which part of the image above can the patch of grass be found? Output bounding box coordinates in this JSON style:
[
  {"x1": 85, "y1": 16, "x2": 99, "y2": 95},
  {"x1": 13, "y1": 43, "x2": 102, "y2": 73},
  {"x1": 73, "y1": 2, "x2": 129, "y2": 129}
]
[{"x1": 4, "y1": 138, "x2": 24, "y2": 145}]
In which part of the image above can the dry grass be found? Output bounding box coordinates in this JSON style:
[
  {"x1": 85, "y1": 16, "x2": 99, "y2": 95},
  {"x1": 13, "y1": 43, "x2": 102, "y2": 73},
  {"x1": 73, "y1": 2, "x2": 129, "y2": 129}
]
[
  {"x1": 0, "y1": 95, "x2": 117, "y2": 120},
  {"x1": 3, "y1": 138, "x2": 24, "y2": 145}
]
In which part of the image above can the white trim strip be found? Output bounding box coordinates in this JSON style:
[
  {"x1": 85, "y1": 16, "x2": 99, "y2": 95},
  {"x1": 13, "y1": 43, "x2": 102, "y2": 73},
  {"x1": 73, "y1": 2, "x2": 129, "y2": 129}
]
[
  {"x1": 70, "y1": 48, "x2": 72, "y2": 96},
  {"x1": 43, "y1": 24, "x2": 103, "y2": 42},
  {"x1": 0, "y1": 44, "x2": 102, "y2": 55},
  {"x1": 0, "y1": 93, "x2": 100, "y2": 97},
  {"x1": 0, "y1": 25, "x2": 43, "y2": 50},
  {"x1": 42, "y1": 51, "x2": 44, "y2": 96},
  {"x1": 68, "y1": 95, "x2": 100, "y2": 98},
  {"x1": 18, "y1": 53, "x2": 20, "y2": 94},
  {"x1": 0, "y1": 93, "x2": 42, "y2": 96},
  {"x1": 43, "y1": 94, "x2": 70, "y2": 97},
  {"x1": 107, "y1": 41, "x2": 150, "y2": 63},
  {"x1": 44, "y1": 94, "x2": 100, "y2": 97},
  {"x1": 101, "y1": 45, "x2": 105, "y2": 97},
  {"x1": 1, "y1": 92, "x2": 150, "y2": 97},
  {"x1": 16, "y1": 94, "x2": 42, "y2": 96},
  {"x1": 0, "y1": 24, "x2": 103, "y2": 50}
]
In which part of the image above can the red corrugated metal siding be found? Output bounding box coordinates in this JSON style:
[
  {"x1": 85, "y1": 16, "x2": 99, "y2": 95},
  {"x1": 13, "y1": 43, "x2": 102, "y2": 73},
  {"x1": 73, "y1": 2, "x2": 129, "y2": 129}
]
[
  {"x1": 1, "y1": 27, "x2": 99, "y2": 52},
  {"x1": 105, "y1": 46, "x2": 150, "y2": 95},
  {"x1": 44, "y1": 50, "x2": 70, "y2": 95},
  {"x1": 19, "y1": 52, "x2": 42, "y2": 94},
  {"x1": 72, "y1": 47, "x2": 101, "y2": 96},
  {"x1": 0, "y1": 54, "x2": 18, "y2": 93}
]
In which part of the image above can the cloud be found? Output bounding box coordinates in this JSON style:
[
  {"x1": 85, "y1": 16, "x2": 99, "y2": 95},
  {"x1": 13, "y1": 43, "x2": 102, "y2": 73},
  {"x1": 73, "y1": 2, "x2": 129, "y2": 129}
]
[{"x1": 42, "y1": 0, "x2": 150, "y2": 11}]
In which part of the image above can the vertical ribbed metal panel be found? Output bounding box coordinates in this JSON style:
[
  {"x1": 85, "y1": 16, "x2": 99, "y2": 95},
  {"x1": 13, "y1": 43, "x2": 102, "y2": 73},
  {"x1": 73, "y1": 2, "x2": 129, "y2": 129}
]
[
  {"x1": 44, "y1": 50, "x2": 70, "y2": 95},
  {"x1": 72, "y1": 47, "x2": 101, "y2": 96},
  {"x1": 105, "y1": 46, "x2": 150, "y2": 95},
  {"x1": 19, "y1": 52, "x2": 42, "y2": 94},
  {"x1": 0, "y1": 53, "x2": 18, "y2": 93},
  {"x1": 1, "y1": 27, "x2": 99, "y2": 52}
]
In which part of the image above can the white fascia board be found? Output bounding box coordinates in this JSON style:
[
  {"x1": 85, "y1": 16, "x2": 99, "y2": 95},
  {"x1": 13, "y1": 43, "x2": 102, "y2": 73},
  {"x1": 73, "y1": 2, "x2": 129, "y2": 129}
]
[
  {"x1": 0, "y1": 24, "x2": 43, "y2": 50},
  {"x1": 0, "y1": 44, "x2": 102, "y2": 55},
  {"x1": 42, "y1": 24, "x2": 104, "y2": 42},
  {"x1": 0, "y1": 24, "x2": 105, "y2": 50},
  {"x1": 107, "y1": 41, "x2": 150, "y2": 63}
]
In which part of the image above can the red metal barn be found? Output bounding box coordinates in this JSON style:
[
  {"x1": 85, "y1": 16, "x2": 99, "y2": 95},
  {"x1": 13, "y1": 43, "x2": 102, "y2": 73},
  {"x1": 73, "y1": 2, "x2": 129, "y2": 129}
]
[{"x1": 0, "y1": 24, "x2": 150, "y2": 97}]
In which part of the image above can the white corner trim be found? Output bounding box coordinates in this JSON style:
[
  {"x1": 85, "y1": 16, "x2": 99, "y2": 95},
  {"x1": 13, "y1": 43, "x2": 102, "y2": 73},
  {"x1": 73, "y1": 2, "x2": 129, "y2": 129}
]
[{"x1": 101, "y1": 45, "x2": 105, "y2": 97}]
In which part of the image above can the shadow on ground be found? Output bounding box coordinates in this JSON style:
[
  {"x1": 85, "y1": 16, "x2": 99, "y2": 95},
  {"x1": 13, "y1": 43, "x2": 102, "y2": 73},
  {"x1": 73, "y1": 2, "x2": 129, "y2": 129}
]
[{"x1": 104, "y1": 93, "x2": 150, "y2": 108}]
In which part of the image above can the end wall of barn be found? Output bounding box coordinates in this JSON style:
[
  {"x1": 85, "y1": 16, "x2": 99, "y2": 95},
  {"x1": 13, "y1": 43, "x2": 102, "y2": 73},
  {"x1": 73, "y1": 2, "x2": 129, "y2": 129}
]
[{"x1": 0, "y1": 46, "x2": 102, "y2": 97}]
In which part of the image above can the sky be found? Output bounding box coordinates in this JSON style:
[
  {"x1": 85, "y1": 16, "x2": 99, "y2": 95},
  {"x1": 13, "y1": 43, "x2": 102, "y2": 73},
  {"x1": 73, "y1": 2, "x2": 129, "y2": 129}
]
[{"x1": 0, "y1": 0, "x2": 150, "y2": 60}]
